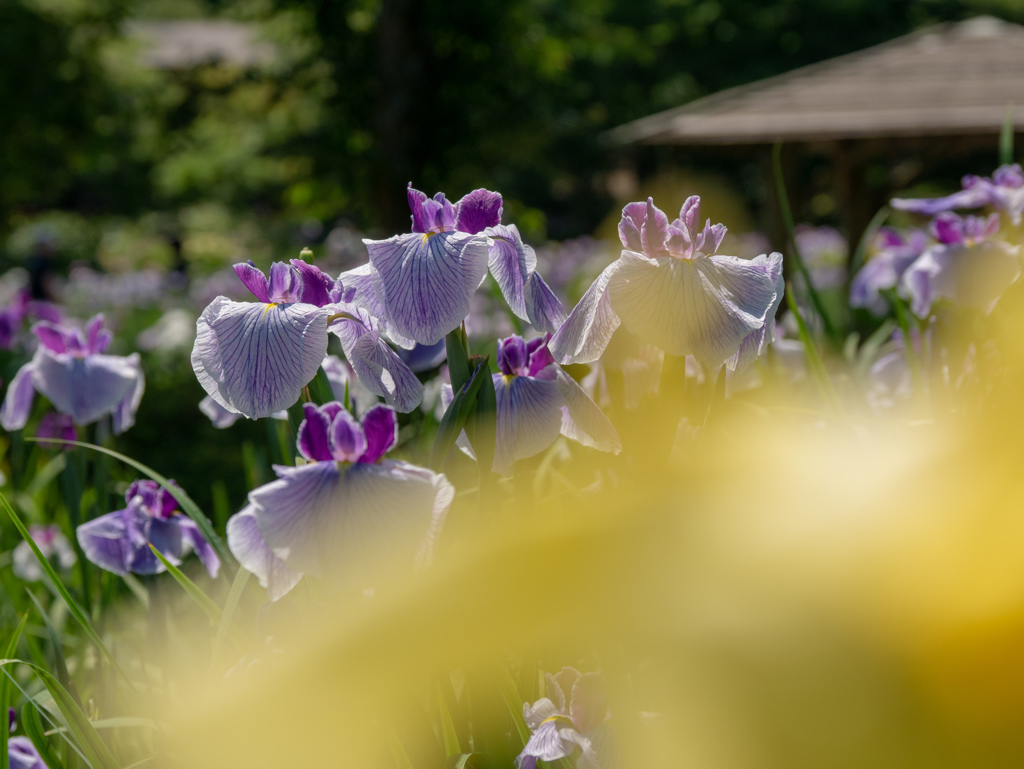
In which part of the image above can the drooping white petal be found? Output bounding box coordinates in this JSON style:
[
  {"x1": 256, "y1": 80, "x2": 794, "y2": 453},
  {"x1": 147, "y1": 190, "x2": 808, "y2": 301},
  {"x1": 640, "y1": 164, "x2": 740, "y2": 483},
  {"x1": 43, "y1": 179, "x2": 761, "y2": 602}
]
[
  {"x1": 34, "y1": 350, "x2": 138, "y2": 426},
  {"x1": 726, "y1": 252, "x2": 785, "y2": 372},
  {"x1": 607, "y1": 250, "x2": 778, "y2": 367},
  {"x1": 366, "y1": 231, "x2": 489, "y2": 345},
  {"x1": 191, "y1": 297, "x2": 329, "y2": 419},
  {"x1": 555, "y1": 368, "x2": 621, "y2": 454},
  {"x1": 485, "y1": 224, "x2": 534, "y2": 320},
  {"x1": 548, "y1": 263, "x2": 621, "y2": 365}
]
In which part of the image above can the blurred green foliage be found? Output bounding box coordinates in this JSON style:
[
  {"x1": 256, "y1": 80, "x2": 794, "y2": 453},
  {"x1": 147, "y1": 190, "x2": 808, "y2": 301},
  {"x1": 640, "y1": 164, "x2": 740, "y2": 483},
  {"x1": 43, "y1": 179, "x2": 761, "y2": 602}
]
[{"x1": 3, "y1": 0, "x2": 1022, "y2": 251}]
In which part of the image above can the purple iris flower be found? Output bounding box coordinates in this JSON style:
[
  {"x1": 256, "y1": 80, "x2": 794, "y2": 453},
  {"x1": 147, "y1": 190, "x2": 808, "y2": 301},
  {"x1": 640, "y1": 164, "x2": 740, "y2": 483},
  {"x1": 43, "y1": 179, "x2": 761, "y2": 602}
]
[
  {"x1": 226, "y1": 402, "x2": 453, "y2": 596},
  {"x1": 34, "y1": 411, "x2": 77, "y2": 450},
  {"x1": 76, "y1": 480, "x2": 220, "y2": 578},
  {"x1": 444, "y1": 335, "x2": 620, "y2": 475},
  {"x1": 901, "y1": 212, "x2": 1021, "y2": 317},
  {"x1": 518, "y1": 667, "x2": 608, "y2": 769},
  {"x1": 396, "y1": 340, "x2": 448, "y2": 373},
  {"x1": 0, "y1": 290, "x2": 28, "y2": 350},
  {"x1": 549, "y1": 196, "x2": 782, "y2": 369},
  {"x1": 347, "y1": 186, "x2": 566, "y2": 346},
  {"x1": 0, "y1": 315, "x2": 144, "y2": 435},
  {"x1": 8, "y1": 737, "x2": 47, "y2": 769},
  {"x1": 892, "y1": 164, "x2": 1024, "y2": 225},
  {"x1": 192, "y1": 259, "x2": 422, "y2": 419},
  {"x1": 849, "y1": 228, "x2": 928, "y2": 315}
]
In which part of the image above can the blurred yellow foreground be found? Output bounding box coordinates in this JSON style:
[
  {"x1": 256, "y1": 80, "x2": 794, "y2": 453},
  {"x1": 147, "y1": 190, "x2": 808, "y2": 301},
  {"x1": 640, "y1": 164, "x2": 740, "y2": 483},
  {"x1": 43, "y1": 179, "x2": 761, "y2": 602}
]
[{"x1": 171, "y1": 297, "x2": 1024, "y2": 769}]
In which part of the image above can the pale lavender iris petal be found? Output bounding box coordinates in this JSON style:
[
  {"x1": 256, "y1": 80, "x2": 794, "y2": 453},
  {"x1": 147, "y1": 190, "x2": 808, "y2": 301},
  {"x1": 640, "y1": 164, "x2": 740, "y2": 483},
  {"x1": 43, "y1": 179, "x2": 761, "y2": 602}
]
[
  {"x1": 486, "y1": 224, "x2": 533, "y2": 319},
  {"x1": 548, "y1": 263, "x2": 621, "y2": 365},
  {"x1": 0, "y1": 361, "x2": 37, "y2": 431},
  {"x1": 641, "y1": 198, "x2": 670, "y2": 257},
  {"x1": 726, "y1": 252, "x2": 785, "y2": 373},
  {"x1": 200, "y1": 395, "x2": 241, "y2": 428},
  {"x1": 8, "y1": 736, "x2": 48, "y2": 769},
  {"x1": 408, "y1": 185, "x2": 430, "y2": 232},
  {"x1": 607, "y1": 251, "x2": 777, "y2": 367},
  {"x1": 178, "y1": 517, "x2": 221, "y2": 578},
  {"x1": 85, "y1": 314, "x2": 112, "y2": 353},
  {"x1": 330, "y1": 310, "x2": 424, "y2": 413},
  {"x1": 358, "y1": 404, "x2": 398, "y2": 463},
  {"x1": 298, "y1": 403, "x2": 334, "y2": 462},
  {"x1": 493, "y1": 374, "x2": 563, "y2": 476},
  {"x1": 226, "y1": 506, "x2": 303, "y2": 602},
  {"x1": 336, "y1": 264, "x2": 416, "y2": 350},
  {"x1": 519, "y1": 721, "x2": 572, "y2": 763},
  {"x1": 570, "y1": 672, "x2": 608, "y2": 734},
  {"x1": 77, "y1": 511, "x2": 130, "y2": 575},
  {"x1": 129, "y1": 517, "x2": 183, "y2": 574},
  {"x1": 850, "y1": 248, "x2": 921, "y2": 315},
  {"x1": 555, "y1": 368, "x2": 621, "y2": 454},
  {"x1": 191, "y1": 297, "x2": 329, "y2": 419},
  {"x1": 250, "y1": 460, "x2": 450, "y2": 582},
  {"x1": 456, "y1": 188, "x2": 503, "y2": 234},
  {"x1": 522, "y1": 698, "x2": 560, "y2": 731},
  {"x1": 233, "y1": 263, "x2": 271, "y2": 302},
  {"x1": 902, "y1": 242, "x2": 1022, "y2": 317},
  {"x1": 365, "y1": 231, "x2": 489, "y2": 345},
  {"x1": 524, "y1": 271, "x2": 568, "y2": 335},
  {"x1": 329, "y1": 409, "x2": 368, "y2": 461},
  {"x1": 34, "y1": 351, "x2": 137, "y2": 426},
  {"x1": 890, "y1": 185, "x2": 992, "y2": 216},
  {"x1": 111, "y1": 352, "x2": 144, "y2": 435}
]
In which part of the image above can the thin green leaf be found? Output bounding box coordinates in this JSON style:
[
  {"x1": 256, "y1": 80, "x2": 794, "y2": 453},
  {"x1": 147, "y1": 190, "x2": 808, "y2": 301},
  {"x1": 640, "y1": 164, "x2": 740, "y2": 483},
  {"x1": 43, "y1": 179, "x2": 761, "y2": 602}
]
[
  {"x1": 847, "y1": 206, "x2": 890, "y2": 283},
  {"x1": 1001, "y1": 104, "x2": 1015, "y2": 166},
  {"x1": 25, "y1": 591, "x2": 75, "y2": 702},
  {"x1": 1, "y1": 660, "x2": 121, "y2": 769},
  {"x1": 1, "y1": 614, "x2": 29, "y2": 769},
  {"x1": 387, "y1": 726, "x2": 415, "y2": 769},
  {"x1": 23, "y1": 439, "x2": 230, "y2": 567},
  {"x1": 0, "y1": 491, "x2": 133, "y2": 690},
  {"x1": 498, "y1": 670, "x2": 530, "y2": 748},
  {"x1": 785, "y1": 284, "x2": 843, "y2": 413},
  {"x1": 46, "y1": 717, "x2": 159, "y2": 735},
  {"x1": 21, "y1": 702, "x2": 65, "y2": 769},
  {"x1": 429, "y1": 358, "x2": 490, "y2": 471},
  {"x1": 443, "y1": 754, "x2": 478, "y2": 769},
  {"x1": 212, "y1": 567, "x2": 250, "y2": 668},
  {"x1": 309, "y1": 365, "x2": 336, "y2": 405},
  {"x1": 465, "y1": 354, "x2": 497, "y2": 496},
  {"x1": 437, "y1": 681, "x2": 462, "y2": 757},
  {"x1": 884, "y1": 288, "x2": 925, "y2": 398},
  {"x1": 772, "y1": 141, "x2": 837, "y2": 341}
]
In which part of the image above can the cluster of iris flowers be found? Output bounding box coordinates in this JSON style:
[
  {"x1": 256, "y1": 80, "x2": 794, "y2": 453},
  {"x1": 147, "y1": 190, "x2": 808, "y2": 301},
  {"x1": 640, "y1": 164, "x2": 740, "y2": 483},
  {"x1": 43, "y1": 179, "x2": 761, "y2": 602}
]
[{"x1": 1, "y1": 169, "x2": 1023, "y2": 769}]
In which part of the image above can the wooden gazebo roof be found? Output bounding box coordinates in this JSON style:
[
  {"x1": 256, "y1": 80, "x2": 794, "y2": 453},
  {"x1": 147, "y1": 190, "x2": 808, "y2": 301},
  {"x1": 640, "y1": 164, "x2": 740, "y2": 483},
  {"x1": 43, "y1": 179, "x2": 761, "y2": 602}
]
[{"x1": 611, "y1": 16, "x2": 1024, "y2": 146}]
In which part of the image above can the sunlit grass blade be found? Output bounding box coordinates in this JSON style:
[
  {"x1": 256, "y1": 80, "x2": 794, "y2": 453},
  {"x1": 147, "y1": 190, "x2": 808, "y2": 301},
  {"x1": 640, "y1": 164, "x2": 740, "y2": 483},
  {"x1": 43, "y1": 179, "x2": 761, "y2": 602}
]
[
  {"x1": 785, "y1": 283, "x2": 844, "y2": 413},
  {"x1": 437, "y1": 681, "x2": 462, "y2": 757},
  {"x1": 21, "y1": 702, "x2": 64, "y2": 769},
  {"x1": 23, "y1": 438, "x2": 231, "y2": 567},
  {"x1": 212, "y1": 567, "x2": 250, "y2": 669},
  {"x1": 772, "y1": 141, "x2": 837, "y2": 341},
  {"x1": 25, "y1": 591, "x2": 76, "y2": 702},
  {"x1": 443, "y1": 754, "x2": 478, "y2": 769},
  {"x1": 498, "y1": 670, "x2": 530, "y2": 748},
  {"x1": 1001, "y1": 103, "x2": 1014, "y2": 166},
  {"x1": 446, "y1": 326, "x2": 471, "y2": 390},
  {"x1": 0, "y1": 490, "x2": 134, "y2": 691},
  {"x1": 387, "y1": 726, "x2": 414, "y2": 769},
  {"x1": 429, "y1": 358, "x2": 490, "y2": 471},
  {"x1": 0, "y1": 661, "x2": 121, "y2": 769},
  {"x1": 1, "y1": 613, "x2": 28, "y2": 769}
]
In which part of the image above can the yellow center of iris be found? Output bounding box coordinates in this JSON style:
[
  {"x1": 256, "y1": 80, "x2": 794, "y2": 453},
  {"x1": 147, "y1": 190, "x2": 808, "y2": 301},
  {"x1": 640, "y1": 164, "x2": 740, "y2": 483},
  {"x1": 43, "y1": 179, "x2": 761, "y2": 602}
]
[
  {"x1": 262, "y1": 302, "x2": 279, "y2": 317},
  {"x1": 540, "y1": 714, "x2": 575, "y2": 728}
]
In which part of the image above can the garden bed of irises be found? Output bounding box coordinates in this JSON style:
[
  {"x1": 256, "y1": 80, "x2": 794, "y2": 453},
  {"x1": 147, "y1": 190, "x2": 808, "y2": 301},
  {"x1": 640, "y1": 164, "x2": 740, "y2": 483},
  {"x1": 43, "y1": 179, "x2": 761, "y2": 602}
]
[{"x1": 2, "y1": 162, "x2": 1024, "y2": 769}]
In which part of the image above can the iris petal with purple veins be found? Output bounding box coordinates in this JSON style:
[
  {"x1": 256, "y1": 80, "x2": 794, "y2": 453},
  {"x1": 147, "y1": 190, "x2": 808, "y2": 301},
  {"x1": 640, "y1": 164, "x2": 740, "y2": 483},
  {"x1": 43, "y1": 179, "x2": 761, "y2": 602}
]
[
  {"x1": 850, "y1": 228, "x2": 928, "y2": 315},
  {"x1": 0, "y1": 315, "x2": 144, "y2": 434},
  {"x1": 226, "y1": 506, "x2": 303, "y2": 602},
  {"x1": 230, "y1": 402, "x2": 452, "y2": 594},
  {"x1": 892, "y1": 164, "x2": 1024, "y2": 225},
  {"x1": 77, "y1": 480, "x2": 220, "y2": 578},
  {"x1": 552, "y1": 196, "x2": 781, "y2": 369},
  {"x1": 517, "y1": 667, "x2": 607, "y2": 769},
  {"x1": 8, "y1": 736, "x2": 48, "y2": 769},
  {"x1": 726, "y1": 252, "x2": 785, "y2": 373}
]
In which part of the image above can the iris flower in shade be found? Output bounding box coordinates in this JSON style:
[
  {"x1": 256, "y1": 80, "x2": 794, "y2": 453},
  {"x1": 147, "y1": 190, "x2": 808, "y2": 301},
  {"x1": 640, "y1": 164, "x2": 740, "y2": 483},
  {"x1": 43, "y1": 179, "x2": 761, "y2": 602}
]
[
  {"x1": 350, "y1": 186, "x2": 566, "y2": 346},
  {"x1": 230, "y1": 403, "x2": 453, "y2": 592},
  {"x1": 12, "y1": 524, "x2": 76, "y2": 582},
  {"x1": 8, "y1": 737, "x2": 48, "y2": 769},
  {"x1": 444, "y1": 335, "x2": 621, "y2": 475},
  {"x1": 0, "y1": 315, "x2": 144, "y2": 434},
  {"x1": 77, "y1": 480, "x2": 220, "y2": 578},
  {"x1": 849, "y1": 228, "x2": 928, "y2": 315},
  {"x1": 518, "y1": 667, "x2": 609, "y2": 769},
  {"x1": 34, "y1": 412, "x2": 76, "y2": 450},
  {"x1": 901, "y1": 212, "x2": 1021, "y2": 317},
  {"x1": 891, "y1": 164, "x2": 1024, "y2": 225},
  {"x1": 549, "y1": 196, "x2": 782, "y2": 370}
]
